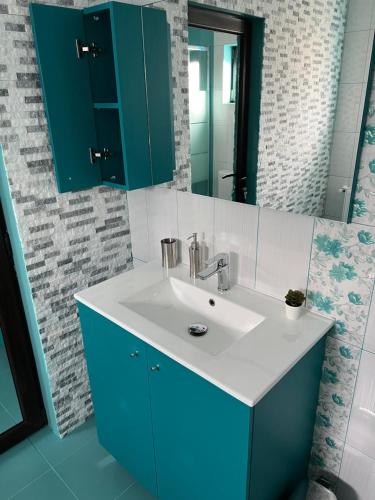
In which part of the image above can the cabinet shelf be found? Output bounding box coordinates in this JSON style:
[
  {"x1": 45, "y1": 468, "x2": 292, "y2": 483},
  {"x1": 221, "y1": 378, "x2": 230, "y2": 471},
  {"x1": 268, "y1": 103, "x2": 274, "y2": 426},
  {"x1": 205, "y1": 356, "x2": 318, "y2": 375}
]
[{"x1": 93, "y1": 102, "x2": 119, "y2": 109}]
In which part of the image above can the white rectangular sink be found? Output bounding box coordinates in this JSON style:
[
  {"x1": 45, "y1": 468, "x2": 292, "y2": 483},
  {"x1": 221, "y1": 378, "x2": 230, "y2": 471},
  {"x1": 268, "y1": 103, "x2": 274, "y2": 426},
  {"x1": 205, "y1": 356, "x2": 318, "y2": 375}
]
[{"x1": 120, "y1": 277, "x2": 265, "y2": 356}]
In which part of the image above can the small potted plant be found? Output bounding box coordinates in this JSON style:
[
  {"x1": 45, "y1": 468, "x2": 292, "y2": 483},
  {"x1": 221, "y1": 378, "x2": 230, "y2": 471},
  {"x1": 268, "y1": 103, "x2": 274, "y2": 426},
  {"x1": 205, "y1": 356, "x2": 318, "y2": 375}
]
[{"x1": 285, "y1": 289, "x2": 306, "y2": 320}]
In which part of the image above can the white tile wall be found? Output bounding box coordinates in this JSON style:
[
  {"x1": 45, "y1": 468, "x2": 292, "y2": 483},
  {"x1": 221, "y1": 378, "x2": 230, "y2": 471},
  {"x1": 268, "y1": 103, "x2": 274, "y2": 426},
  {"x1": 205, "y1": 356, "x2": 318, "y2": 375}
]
[
  {"x1": 329, "y1": 132, "x2": 358, "y2": 178},
  {"x1": 338, "y1": 444, "x2": 375, "y2": 500},
  {"x1": 213, "y1": 199, "x2": 258, "y2": 288},
  {"x1": 146, "y1": 188, "x2": 178, "y2": 261},
  {"x1": 127, "y1": 189, "x2": 149, "y2": 262},
  {"x1": 324, "y1": 175, "x2": 350, "y2": 220},
  {"x1": 340, "y1": 30, "x2": 370, "y2": 84},
  {"x1": 346, "y1": 351, "x2": 375, "y2": 460},
  {"x1": 334, "y1": 83, "x2": 363, "y2": 133},
  {"x1": 177, "y1": 191, "x2": 215, "y2": 266},
  {"x1": 345, "y1": 0, "x2": 374, "y2": 32},
  {"x1": 255, "y1": 209, "x2": 314, "y2": 300}
]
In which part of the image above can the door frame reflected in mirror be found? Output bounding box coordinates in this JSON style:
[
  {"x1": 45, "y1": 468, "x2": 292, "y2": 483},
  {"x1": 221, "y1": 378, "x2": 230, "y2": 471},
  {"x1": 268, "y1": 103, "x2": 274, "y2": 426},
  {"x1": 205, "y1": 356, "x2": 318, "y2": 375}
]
[{"x1": 188, "y1": 4, "x2": 264, "y2": 204}]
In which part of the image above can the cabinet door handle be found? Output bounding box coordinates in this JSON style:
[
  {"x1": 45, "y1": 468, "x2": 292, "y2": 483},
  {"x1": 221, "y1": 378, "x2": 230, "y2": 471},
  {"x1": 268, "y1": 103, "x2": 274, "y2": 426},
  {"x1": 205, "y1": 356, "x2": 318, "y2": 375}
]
[
  {"x1": 129, "y1": 350, "x2": 139, "y2": 358},
  {"x1": 150, "y1": 364, "x2": 160, "y2": 372}
]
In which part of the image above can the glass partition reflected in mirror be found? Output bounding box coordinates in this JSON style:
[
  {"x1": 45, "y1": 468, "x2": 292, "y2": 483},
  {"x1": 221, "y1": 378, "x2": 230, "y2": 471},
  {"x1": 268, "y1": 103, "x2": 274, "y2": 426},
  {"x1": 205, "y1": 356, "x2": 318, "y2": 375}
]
[
  {"x1": 0, "y1": 327, "x2": 22, "y2": 434},
  {"x1": 189, "y1": 28, "x2": 239, "y2": 200}
]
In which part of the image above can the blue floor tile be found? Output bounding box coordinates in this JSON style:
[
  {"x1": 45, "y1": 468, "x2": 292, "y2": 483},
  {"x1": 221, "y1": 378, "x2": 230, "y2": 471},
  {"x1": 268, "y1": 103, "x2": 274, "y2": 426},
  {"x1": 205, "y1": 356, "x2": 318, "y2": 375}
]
[
  {"x1": 0, "y1": 404, "x2": 15, "y2": 434},
  {"x1": 30, "y1": 417, "x2": 97, "y2": 466},
  {"x1": 0, "y1": 345, "x2": 22, "y2": 425},
  {"x1": 0, "y1": 439, "x2": 50, "y2": 499},
  {"x1": 0, "y1": 368, "x2": 22, "y2": 423},
  {"x1": 55, "y1": 438, "x2": 135, "y2": 500},
  {"x1": 10, "y1": 470, "x2": 76, "y2": 500},
  {"x1": 118, "y1": 482, "x2": 156, "y2": 500}
]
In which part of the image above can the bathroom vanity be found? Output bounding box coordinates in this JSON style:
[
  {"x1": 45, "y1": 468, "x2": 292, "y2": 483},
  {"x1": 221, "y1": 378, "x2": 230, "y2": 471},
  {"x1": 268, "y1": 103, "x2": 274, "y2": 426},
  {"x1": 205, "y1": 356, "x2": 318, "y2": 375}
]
[{"x1": 75, "y1": 262, "x2": 333, "y2": 500}]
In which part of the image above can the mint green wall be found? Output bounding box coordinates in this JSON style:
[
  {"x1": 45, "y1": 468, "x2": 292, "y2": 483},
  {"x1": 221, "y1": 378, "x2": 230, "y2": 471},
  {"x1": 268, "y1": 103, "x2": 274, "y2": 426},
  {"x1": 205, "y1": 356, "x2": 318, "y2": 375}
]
[{"x1": 0, "y1": 146, "x2": 58, "y2": 435}]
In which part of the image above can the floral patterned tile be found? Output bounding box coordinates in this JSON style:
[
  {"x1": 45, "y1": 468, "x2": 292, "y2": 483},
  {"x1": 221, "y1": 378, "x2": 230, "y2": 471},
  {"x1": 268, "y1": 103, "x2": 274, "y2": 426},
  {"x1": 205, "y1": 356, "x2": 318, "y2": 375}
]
[
  {"x1": 313, "y1": 337, "x2": 361, "y2": 442},
  {"x1": 307, "y1": 218, "x2": 375, "y2": 347},
  {"x1": 309, "y1": 426, "x2": 344, "y2": 480},
  {"x1": 309, "y1": 219, "x2": 375, "y2": 278}
]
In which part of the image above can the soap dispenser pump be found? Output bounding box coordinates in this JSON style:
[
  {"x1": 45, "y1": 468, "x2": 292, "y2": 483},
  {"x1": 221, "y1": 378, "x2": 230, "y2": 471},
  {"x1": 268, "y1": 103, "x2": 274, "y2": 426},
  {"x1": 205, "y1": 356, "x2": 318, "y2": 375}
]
[{"x1": 187, "y1": 233, "x2": 201, "y2": 278}]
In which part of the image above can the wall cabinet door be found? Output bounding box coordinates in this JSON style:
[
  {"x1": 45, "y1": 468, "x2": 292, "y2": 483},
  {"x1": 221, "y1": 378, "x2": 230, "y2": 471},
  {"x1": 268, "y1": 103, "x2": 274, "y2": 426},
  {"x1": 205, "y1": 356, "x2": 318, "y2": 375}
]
[
  {"x1": 30, "y1": 4, "x2": 102, "y2": 193},
  {"x1": 78, "y1": 305, "x2": 157, "y2": 496},
  {"x1": 147, "y1": 346, "x2": 252, "y2": 500}
]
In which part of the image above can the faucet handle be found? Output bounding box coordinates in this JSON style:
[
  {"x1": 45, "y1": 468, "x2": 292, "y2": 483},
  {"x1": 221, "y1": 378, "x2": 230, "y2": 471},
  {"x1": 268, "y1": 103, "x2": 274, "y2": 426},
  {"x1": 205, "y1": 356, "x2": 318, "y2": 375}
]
[{"x1": 205, "y1": 253, "x2": 229, "y2": 267}]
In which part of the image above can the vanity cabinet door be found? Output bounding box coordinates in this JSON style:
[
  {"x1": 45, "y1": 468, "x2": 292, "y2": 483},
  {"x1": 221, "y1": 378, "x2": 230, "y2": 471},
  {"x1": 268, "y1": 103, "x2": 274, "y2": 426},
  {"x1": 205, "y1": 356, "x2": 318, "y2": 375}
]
[
  {"x1": 147, "y1": 346, "x2": 252, "y2": 500},
  {"x1": 78, "y1": 305, "x2": 157, "y2": 496}
]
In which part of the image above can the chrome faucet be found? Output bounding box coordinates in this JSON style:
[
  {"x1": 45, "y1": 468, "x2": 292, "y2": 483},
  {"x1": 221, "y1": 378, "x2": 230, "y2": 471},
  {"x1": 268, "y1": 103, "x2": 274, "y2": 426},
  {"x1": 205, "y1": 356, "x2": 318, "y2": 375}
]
[{"x1": 197, "y1": 253, "x2": 230, "y2": 292}]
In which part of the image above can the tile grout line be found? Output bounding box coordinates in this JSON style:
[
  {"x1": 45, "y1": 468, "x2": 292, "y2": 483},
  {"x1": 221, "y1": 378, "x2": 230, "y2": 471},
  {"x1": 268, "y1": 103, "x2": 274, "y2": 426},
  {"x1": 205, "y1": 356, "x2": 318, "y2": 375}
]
[
  {"x1": 6, "y1": 469, "x2": 52, "y2": 500},
  {"x1": 26, "y1": 430, "x2": 99, "y2": 500},
  {"x1": 0, "y1": 400, "x2": 18, "y2": 424},
  {"x1": 28, "y1": 438, "x2": 80, "y2": 499},
  {"x1": 113, "y1": 480, "x2": 138, "y2": 500}
]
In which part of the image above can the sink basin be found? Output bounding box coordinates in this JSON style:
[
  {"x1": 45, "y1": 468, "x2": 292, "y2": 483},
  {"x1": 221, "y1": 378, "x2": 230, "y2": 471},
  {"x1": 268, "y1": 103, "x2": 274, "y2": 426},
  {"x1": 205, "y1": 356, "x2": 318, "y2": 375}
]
[{"x1": 120, "y1": 277, "x2": 265, "y2": 356}]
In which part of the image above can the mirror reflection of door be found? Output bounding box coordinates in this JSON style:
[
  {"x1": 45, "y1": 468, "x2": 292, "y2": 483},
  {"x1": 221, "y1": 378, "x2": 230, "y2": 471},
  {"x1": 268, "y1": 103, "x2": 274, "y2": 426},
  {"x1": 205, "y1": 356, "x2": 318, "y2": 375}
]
[
  {"x1": 0, "y1": 326, "x2": 22, "y2": 433},
  {"x1": 188, "y1": 6, "x2": 257, "y2": 204},
  {"x1": 189, "y1": 28, "x2": 239, "y2": 200},
  {"x1": 0, "y1": 201, "x2": 46, "y2": 452}
]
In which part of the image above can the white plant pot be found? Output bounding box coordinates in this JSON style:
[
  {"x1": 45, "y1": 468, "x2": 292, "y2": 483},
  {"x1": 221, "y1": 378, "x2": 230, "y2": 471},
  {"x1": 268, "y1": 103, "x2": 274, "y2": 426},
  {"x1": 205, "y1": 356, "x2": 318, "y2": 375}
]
[{"x1": 285, "y1": 302, "x2": 304, "y2": 320}]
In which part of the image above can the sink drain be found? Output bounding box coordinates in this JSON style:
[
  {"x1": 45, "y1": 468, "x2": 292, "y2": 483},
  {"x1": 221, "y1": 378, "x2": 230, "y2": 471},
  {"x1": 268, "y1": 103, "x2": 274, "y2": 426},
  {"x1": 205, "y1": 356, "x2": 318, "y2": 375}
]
[{"x1": 188, "y1": 323, "x2": 208, "y2": 337}]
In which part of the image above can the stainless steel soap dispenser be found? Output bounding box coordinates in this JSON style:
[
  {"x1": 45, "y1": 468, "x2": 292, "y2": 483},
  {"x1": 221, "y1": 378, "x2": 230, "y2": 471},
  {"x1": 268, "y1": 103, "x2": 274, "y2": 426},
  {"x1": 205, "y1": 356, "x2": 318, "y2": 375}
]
[{"x1": 187, "y1": 233, "x2": 201, "y2": 278}]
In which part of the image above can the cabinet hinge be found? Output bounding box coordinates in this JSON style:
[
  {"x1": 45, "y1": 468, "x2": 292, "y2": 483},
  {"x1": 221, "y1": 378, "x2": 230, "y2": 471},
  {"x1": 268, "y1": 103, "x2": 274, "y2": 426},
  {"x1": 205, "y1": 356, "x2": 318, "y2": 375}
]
[
  {"x1": 75, "y1": 39, "x2": 102, "y2": 59},
  {"x1": 89, "y1": 147, "x2": 111, "y2": 164}
]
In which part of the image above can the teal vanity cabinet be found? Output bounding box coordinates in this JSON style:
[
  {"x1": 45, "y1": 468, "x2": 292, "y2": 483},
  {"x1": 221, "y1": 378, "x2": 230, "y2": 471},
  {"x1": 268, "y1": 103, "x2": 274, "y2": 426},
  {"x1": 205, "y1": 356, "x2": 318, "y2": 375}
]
[
  {"x1": 30, "y1": 2, "x2": 175, "y2": 193},
  {"x1": 78, "y1": 303, "x2": 325, "y2": 500}
]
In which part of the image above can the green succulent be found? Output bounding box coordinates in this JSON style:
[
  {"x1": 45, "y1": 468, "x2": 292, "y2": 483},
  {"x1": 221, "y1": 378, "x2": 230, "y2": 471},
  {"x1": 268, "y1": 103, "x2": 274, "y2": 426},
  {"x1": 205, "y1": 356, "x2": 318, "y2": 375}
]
[{"x1": 285, "y1": 289, "x2": 305, "y2": 307}]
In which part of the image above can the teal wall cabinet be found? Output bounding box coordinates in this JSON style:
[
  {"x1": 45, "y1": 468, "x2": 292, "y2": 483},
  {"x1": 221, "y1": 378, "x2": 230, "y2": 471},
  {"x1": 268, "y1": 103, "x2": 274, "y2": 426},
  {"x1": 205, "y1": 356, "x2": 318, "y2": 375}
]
[
  {"x1": 78, "y1": 303, "x2": 325, "y2": 500},
  {"x1": 30, "y1": 2, "x2": 175, "y2": 193}
]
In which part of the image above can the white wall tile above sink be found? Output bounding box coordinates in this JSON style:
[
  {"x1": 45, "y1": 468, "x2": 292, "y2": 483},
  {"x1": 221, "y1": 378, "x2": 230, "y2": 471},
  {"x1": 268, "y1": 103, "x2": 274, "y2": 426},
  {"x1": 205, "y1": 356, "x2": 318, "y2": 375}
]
[
  {"x1": 146, "y1": 187, "x2": 178, "y2": 262},
  {"x1": 177, "y1": 191, "x2": 214, "y2": 266},
  {"x1": 213, "y1": 199, "x2": 259, "y2": 288},
  {"x1": 255, "y1": 208, "x2": 314, "y2": 300},
  {"x1": 127, "y1": 189, "x2": 149, "y2": 262}
]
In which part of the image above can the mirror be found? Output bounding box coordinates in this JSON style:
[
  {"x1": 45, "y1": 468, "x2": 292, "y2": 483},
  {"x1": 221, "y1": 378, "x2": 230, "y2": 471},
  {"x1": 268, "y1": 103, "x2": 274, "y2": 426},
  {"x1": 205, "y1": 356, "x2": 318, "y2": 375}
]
[
  {"x1": 0, "y1": 327, "x2": 22, "y2": 434},
  {"x1": 187, "y1": 6, "x2": 373, "y2": 222}
]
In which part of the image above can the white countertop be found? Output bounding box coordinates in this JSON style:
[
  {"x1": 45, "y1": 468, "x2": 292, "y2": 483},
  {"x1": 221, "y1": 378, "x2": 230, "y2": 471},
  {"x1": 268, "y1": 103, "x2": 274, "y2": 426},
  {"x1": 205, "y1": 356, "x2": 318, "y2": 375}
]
[{"x1": 75, "y1": 261, "x2": 333, "y2": 407}]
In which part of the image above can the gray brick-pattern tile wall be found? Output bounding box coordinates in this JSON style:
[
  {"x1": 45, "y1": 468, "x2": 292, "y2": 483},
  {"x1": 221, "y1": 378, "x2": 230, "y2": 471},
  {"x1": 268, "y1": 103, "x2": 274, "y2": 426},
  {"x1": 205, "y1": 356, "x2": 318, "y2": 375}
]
[{"x1": 0, "y1": 0, "x2": 133, "y2": 436}]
